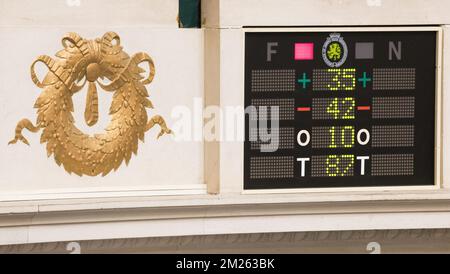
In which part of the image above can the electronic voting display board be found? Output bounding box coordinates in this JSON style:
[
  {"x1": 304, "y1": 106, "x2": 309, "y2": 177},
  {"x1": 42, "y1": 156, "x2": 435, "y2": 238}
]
[{"x1": 244, "y1": 29, "x2": 438, "y2": 190}]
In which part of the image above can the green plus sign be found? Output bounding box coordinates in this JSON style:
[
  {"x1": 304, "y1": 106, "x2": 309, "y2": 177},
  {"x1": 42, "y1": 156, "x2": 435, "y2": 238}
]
[
  {"x1": 358, "y1": 72, "x2": 372, "y2": 88},
  {"x1": 298, "y1": 73, "x2": 311, "y2": 89}
]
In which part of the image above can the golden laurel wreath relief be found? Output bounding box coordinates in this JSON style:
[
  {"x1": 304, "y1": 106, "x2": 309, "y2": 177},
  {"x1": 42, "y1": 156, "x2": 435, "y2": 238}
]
[{"x1": 8, "y1": 32, "x2": 172, "y2": 176}]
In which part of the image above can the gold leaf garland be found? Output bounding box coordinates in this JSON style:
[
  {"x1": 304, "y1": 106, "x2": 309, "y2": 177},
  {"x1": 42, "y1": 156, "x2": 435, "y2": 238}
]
[{"x1": 9, "y1": 32, "x2": 172, "y2": 176}]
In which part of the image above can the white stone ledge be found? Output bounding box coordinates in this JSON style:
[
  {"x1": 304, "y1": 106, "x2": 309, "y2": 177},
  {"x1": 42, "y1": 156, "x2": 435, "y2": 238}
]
[
  {"x1": 1, "y1": 189, "x2": 450, "y2": 245},
  {"x1": 2, "y1": 208, "x2": 450, "y2": 245},
  {"x1": 202, "y1": 0, "x2": 450, "y2": 28}
]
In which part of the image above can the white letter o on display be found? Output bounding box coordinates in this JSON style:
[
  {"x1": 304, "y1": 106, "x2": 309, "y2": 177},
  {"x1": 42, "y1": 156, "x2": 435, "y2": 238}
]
[
  {"x1": 357, "y1": 129, "x2": 370, "y2": 145},
  {"x1": 297, "y1": 130, "x2": 311, "y2": 146}
]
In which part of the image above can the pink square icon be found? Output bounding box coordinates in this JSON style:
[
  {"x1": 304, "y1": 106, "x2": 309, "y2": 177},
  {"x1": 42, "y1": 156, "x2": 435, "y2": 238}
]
[{"x1": 294, "y1": 43, "x2": 314, "y2": 60}]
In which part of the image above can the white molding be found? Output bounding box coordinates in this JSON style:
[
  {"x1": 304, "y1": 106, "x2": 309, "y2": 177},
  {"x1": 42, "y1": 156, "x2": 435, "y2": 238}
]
[
  {"x1": 442, "y1": 26, "x2": 450, "y2": 189},
  {"x1": 4, "y1": 188, "x2": 450, "y2": 214},
  {"x1": 243, "y1": 26, "x2": 443, "y2": 33},
  {"x1": 3, "y1": 205, "x2": 450, "y2": 246},
  {"x1": 242, "y1": 186, "x2": 439, "y2": 195},
  {"x1": 436, "y1": 27, "x2": 444, "y2": 188},
  {"x1": 0, "y1": 184, "x2": 207, "y2": 202}
]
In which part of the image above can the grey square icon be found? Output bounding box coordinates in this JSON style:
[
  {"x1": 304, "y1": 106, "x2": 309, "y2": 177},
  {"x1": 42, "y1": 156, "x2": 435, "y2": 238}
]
[{"x1": 355, "y1": 42, "x2": 374, "y2": 59}]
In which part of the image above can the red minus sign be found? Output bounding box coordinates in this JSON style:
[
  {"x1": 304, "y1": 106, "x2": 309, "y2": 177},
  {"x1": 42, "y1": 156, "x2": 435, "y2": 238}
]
[
  {"x1": 357, "y1": 106, "x2": 371, "y2": 111},
  {"x1": 297, "y1": 107, "x2": 311, "y2": 112}
]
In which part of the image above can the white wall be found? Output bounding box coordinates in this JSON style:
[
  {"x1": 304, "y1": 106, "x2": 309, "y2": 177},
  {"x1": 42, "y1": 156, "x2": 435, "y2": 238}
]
[
  {"x1": 0, "y1": 1, "x2": 206, "y2": 198},
  {"x1": 0, "y1": 0, "x2": 178, "y2": 28},
  {"x1": 203, "y1": 0, "x2": 450, "y2": 28}
]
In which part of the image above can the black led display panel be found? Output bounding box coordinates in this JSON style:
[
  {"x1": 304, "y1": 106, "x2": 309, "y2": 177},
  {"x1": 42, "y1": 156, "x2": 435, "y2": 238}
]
[{"x1": 244, "y1": 30, "x2": 438, "y2": 189}]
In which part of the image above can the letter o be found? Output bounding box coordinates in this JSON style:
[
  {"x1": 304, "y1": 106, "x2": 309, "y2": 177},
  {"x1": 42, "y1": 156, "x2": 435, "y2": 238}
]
[
  {"x1": 357, "y1": 129, "x2": 370, "y2": 145},
  {"x1": 297, "y1": 130, "x2": 311, "y2": 146}
]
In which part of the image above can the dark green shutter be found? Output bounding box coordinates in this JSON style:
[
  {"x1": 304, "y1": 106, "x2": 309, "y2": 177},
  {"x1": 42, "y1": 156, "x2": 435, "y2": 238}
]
[{"x1": 179, "y1": 0, "x2": 201, "y2": 28}]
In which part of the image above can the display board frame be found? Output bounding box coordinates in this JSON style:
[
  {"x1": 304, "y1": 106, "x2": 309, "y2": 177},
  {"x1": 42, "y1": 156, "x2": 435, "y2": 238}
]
[{"x1": 242, "y1": 26, "x2": 443, "y2": 194}]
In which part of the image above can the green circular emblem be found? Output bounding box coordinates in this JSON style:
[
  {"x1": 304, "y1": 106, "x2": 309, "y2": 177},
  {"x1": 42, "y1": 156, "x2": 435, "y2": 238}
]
[{"x1": 322, "y1": 33, "x2": 348, "y2": 67}]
